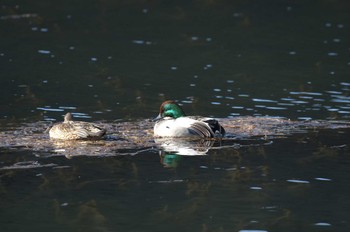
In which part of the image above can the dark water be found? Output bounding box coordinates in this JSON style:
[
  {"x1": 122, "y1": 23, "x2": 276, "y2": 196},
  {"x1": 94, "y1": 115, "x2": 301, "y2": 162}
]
[{"x1": 1, "y1": 1, "x2": 350, "y2": 231}]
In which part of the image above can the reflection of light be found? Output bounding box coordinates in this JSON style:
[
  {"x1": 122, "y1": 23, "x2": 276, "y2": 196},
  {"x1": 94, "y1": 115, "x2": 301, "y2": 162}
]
[
  {"x1": 266, "y1": 107, "x2": 287, "y2": 110},
  {"x1": 327, "y1": 52, "x2": 338, "y2": 56},
  {"x1": 38, "y1": 50, "x2": 51, "y2": 54},
  {"x1": 340, "y1": 82, "x2": 350, "y2": 86},
  {"x1": 287, "y1": 179, "x2": 310, "y2": 184},
  {"x1": 59, "y1": 106, "x2": 77, "y2": 110},
  {"x1": 315, "y1": 177, "x2": 332, "y2": 182},
  {"x1": 37, "y1": 107, "x2": 64, "y2": 112},
  {"x1": 252, "y1": 98, "x2": 277, "y2": 103},
  {"x1": 239, "y1": 230, "x2": 268, "y2": 232},
  {"x1": 314, "y1": 222, "x2": 331, "y2": 226}
]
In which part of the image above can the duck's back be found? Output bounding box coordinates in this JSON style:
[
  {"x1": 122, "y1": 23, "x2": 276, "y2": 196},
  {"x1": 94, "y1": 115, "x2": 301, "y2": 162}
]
[{"x1": 49, "y1": 121, "x2": 106, "y2": 140}]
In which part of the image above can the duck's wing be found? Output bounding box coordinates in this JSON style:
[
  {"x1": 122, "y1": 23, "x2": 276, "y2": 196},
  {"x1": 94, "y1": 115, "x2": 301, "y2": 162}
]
[
  {"x1": 187, "y1": 121, "x2": 215, "y2": 138},
  {"x1": 74, "y1": 122, "x2": 106, "y2": 138},
  {"x1": 73, "y1": 126, "x2": 91, "y2": 139},
  {"x1": 201, "y1": 118, "x2": 225, "y2": 136},
  {"x1": 187, "y1": 116, "x2": 225, "y2": 137}
]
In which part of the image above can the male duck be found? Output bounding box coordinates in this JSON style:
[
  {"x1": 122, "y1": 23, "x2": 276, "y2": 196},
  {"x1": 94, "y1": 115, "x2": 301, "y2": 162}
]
[
  {"x1": 154, "y1": 100, "x2": 225, "y2": 138},
  {"x1": 49, "y1": 112, "x2": 106, "y2": 140}
]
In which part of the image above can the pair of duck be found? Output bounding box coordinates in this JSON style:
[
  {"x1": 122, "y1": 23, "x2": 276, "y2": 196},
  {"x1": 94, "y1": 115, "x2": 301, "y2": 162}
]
[{"x1": 49, "y1": 100, "x2": 225, "y2": 140}]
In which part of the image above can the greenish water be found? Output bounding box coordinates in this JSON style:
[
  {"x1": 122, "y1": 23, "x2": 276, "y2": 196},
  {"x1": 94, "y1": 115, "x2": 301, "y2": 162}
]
[{"x1": 1, "y1": 1, "x2": 350, "y2": 231}]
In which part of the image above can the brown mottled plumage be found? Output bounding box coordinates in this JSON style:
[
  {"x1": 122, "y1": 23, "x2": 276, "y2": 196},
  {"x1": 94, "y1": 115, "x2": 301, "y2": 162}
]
[{"x1": 49, "y1": 113, "x2": 106, "y2": 140}]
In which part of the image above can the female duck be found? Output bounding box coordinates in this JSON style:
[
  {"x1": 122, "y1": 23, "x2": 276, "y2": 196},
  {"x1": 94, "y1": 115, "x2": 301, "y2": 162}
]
[
  {"x1": 154, "y1": 100, "x2": 225, "y2": 138},
  {"x1": 49, "y1": 113, "x2": 106, "y2": 140}
]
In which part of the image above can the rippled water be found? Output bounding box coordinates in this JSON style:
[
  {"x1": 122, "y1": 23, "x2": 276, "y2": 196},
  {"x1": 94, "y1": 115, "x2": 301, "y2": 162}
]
[
  {"x1": 1, "y1": 1, "x2": 350, "y2": 232},
  {"x1": 1, "y1": 0, "x2": 350, "y2": 122}
]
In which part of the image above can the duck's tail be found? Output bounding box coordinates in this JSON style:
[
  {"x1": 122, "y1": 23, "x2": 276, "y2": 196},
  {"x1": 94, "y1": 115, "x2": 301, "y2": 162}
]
[{"x1": 203, "y1": 119, "x2": 225, "y2": 137}]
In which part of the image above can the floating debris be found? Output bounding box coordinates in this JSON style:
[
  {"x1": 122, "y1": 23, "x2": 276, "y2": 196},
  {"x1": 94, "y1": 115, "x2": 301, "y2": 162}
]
[{"x1": 0, "y1": 117, "x2": 349, "y2": 159}]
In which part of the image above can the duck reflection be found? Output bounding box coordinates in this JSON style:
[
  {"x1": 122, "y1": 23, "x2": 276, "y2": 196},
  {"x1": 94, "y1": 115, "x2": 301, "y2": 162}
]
[
  {"x1": 155, "y1": 138, "x2": 214, "y2": 156},
  {"x1": 49, "y1": 139, "x2": 107, "y2": 158},
  {"x1": 155, "y1": 138, "x2": 215, "y2": 167},
  {"x1": 159, "y1": 152, "x2": 183, "y2": 168}
]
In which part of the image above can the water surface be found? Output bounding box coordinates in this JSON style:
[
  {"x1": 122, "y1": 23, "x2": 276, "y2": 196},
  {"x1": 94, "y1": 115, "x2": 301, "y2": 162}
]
[{"x1": 1, "y1": 1, "x2": 350, "y2": 231}]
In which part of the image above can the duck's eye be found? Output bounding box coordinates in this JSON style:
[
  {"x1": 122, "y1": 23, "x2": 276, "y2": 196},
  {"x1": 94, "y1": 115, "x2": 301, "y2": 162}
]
[{"x1": 164, "y1": 110, "x2": 174, "y2": 118}]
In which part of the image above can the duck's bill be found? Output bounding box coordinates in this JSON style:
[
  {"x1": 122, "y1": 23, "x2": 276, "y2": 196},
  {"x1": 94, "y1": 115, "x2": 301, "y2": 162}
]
[{"x1": 153, "y1": 114, "x2": 162, "y2": 121}]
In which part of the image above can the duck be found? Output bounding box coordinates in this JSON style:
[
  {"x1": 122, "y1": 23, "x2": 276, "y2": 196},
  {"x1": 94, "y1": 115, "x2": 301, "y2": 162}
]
[
  {"x1": 49, "y1": 112, "x2": 106, "y2": 140},
  {"x1": 154, "y1": 100, "x2": 225, "y2": 138}
]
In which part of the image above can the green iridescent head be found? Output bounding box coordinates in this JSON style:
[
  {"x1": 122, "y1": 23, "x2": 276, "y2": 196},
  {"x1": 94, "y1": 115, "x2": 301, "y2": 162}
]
[{"x1": 157, "y1": 100, "x2": 186, "y2": 119}]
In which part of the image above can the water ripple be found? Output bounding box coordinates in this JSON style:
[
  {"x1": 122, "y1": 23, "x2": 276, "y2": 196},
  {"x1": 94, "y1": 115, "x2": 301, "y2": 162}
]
[
  {"x1": 287, "y1": 179, "x2": 310, "y2": 184},
  {"x1": 314, "y1": 177, "x2": 332, "y2": 182},
  {"x1": 314, "y1": 222, "x2": 331, "y2": 227},
  {"x1": 289, "y1": 91, "x2": 323, "y2": 96},
  {"x1": 252, "y1": 98, "x2": 278, "y2": 103},
  {"x1": 37, "y1": 107, "x2": 64, "y2": 112}
]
